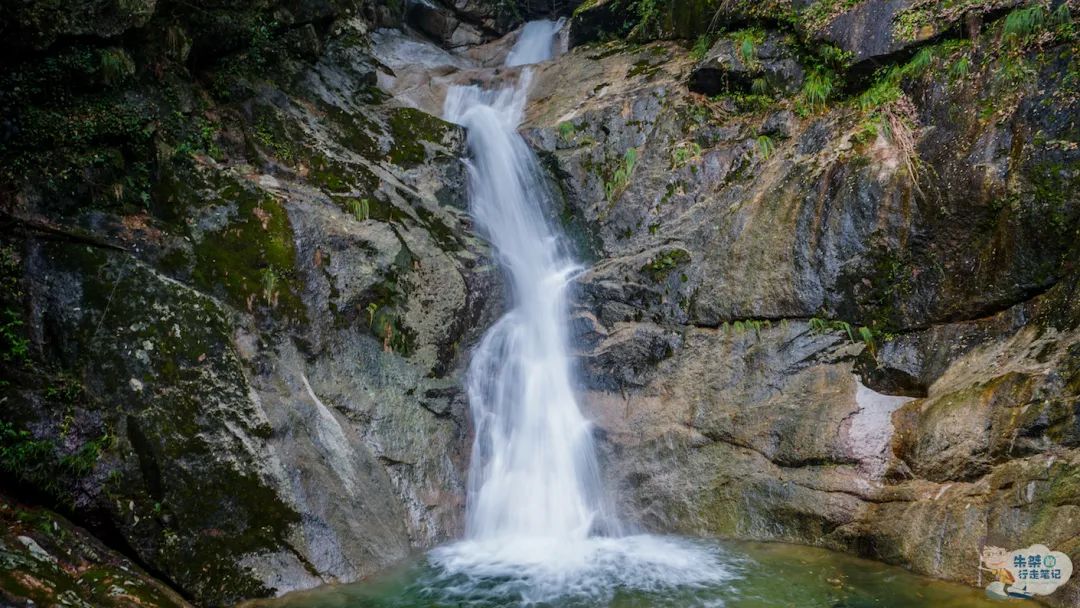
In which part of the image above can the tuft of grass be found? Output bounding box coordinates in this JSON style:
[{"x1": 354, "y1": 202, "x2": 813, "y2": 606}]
[
  {"x1": 99, "y1": 48, "x2": 135, "y2": 85},
  {"x1": 756, "y1": 134, "x2": 775, "y2": 159},
  {"x1": 347, "y1": 198, "x2": 370, "y2": 221},
  {"x1": 950, "y1": 55, "x2": 971, "y2": 80},
  {"x1": 691, "y1": 35, "x2": 712, "y2": 61},
  {"x1": 857, "y1": 77, "x2": 901, "y2": 112},
  {"x1": 558, "y1": 121, "x2": 576, "y2": 140},
  {"x1": 858, "y1": 325, "x2": 877, "y2": 356},
  {"x1": 1052, "y1": 2, "x2": 1073, "y2": 29},
  {"x1": 605, "y1": 148, "x2": 639, "y2": 202},
  {"x1": 1004, "y1": 5, "x2": 1048, "y2": 40},
  {"x1": 671, "y1": 141, "x2": 702, "y2": 167},
  {"x1": 902, "y1": 48, "x2": 933, "y2": 76},
  {"x1": 796, "y1": 69, "x2": 836, "y2": 115},
  {"x1": 261, "y1": 267, "x2": 278, "y2": 307}
]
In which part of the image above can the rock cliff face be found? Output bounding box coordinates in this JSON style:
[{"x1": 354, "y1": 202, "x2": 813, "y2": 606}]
[
  {"x1": 1, "y1": 0, "x2": 1078, "y2": 606},
  {"x1": 0, "y1": 1, "x2": 506, "y2": 606},
  {"x1": 522, "y1": 2, "x2": 1080, "y2": 605}
]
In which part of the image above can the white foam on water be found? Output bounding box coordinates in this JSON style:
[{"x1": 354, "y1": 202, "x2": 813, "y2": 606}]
[{"x1": 427, "y1": 535, "x2": 737, "y2": 605}]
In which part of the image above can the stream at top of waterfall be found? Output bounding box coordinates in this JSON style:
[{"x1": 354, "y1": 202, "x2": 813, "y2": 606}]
[{"x1": 242, "y1": 20, "x2": 1038, "y2": 608}]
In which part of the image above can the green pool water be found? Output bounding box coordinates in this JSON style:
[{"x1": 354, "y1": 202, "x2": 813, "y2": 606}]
[{"x1": 241, "y1": 538, "x2": 1033, "y2": 608}]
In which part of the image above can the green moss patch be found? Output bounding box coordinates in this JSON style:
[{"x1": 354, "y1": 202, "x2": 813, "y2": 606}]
[
  {"x1": 189, "y1": 177, "x2": 304, "y2": 321},
  {"x1": 386, "y1": 107, "x2": 454, "y2": 167}
]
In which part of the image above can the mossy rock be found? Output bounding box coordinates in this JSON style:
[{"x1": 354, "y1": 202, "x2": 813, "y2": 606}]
[
  {"x1": 17, "y1": 243, "x2": 303, "y2": 606},
  {"x1": 182, "y1": 172, "x2": 306, "y2": 323},
  {"x1": 386, "y1": 107, "x2": 456, "y2": 168},
  {"x1": 0, "y1": 494, "x2": 190, "y2": 608}
]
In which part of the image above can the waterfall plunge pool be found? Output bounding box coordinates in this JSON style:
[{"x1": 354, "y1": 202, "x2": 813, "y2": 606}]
[{"x1": 241, "y1": 538, "x2": 1032, "y2": 608}]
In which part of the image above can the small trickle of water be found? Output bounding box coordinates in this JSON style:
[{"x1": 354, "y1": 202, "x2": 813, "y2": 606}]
[{"x1": 437, "y1": 19, "x2": 734, "y2": 604}]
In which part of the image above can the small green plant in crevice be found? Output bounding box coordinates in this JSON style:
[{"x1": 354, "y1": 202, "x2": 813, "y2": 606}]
[
  {"x1": 852, "y1": 52, "x2": 933, "y2": 193},
  {"x1": 605, "y1": 147, "x2": 638, "y2": 202},
  {"x1": 347, "y1": 198, "x2": 371, "y2": 221},
  {"x1": 0, "y1": 421, "x2": 112, "y2": 507},
  {"x1": 858, "y1": 325, "x2": 877, "y2": 357},
  {"x1": 803, "y1": 0, "x2": 869, "y2": 31},
  {"x1": 558, "y1": 121, "x2": 576, "y2": 140},
  {"x1": 808, "y1": 317, "x2": 878, "y2": 353},
  {"x1": 598, "y1": 0, "x2": 665, "y2": 39},
  {"x1": 261, "y1": 267, "x2": 278, "y2": 307},
  {"x1": 724, "y1": 318, "x2": 771, "y2": 337},
  {"x1": 671, "y1": 141, "x2": 702, "y2": 168},
  {"x1": 690, "y1": 34, "x2": 713, "y2": 61},
  {"x1": 366, "y1": 302, "x2": 379, "y2": 327},
  {"x1": 0, "y1": 309, "x2": 29, "y2": 365},
  {"x1": 755, "y1": 134, "x2": 775, "y2": 159},
  {"x1": 950, "y1": 55, "x2": 971, "y2": 80},
  {"x1": 904, "y1": 47, "x2": 933, "y2": 75},
  {"x1": 640, "y1": 248, "x2": 690, "y2": 281},
  {"x1": 174, "y1": 115, "x2": 223, "y2": 160},
  {"x1": 730, "y1": 28, "x2": 765, "y2": 66},
  {"x1": 796, "y1": 69, "x2": 836, "y2": 115},
  {"x1": 1001, "y1": 3, "x2": 1074, "y2": 45},
  {"x1": 1004, "y1": 4, "x2": 1049, "y2": 40},
  {"x1": 98, "y1": 48, "x2": 135, "y2": 86},
  {"x1": 1051, "y1": 3, "x2": 1075, "y2": 37}
]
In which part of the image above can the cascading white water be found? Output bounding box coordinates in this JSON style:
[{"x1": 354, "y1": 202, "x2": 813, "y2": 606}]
[
  {"x1": 431, "y1": 20, "x2": 734, "y2": 605},
  {"x1": 444, "y1": 18, "x2": 605, "y2": 545}
]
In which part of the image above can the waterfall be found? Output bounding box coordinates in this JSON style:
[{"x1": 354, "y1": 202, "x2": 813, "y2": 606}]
[
  {"x1": 444, "y1": 18, "x2": 608, "y2": 544},
  {"x1": 429, "y1": 20, "x2": 733, "y2": 605}
]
